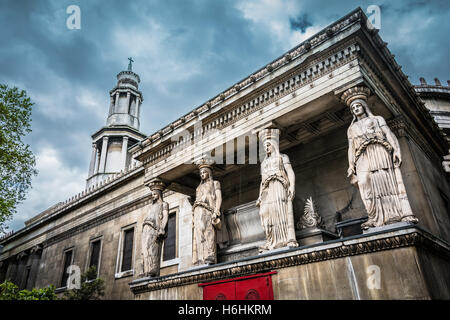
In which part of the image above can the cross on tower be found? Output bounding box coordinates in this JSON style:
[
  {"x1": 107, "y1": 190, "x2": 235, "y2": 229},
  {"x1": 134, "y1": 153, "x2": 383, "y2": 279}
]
[{"x1": 127, "y1": 57, "x2": 134, "y2": 71}]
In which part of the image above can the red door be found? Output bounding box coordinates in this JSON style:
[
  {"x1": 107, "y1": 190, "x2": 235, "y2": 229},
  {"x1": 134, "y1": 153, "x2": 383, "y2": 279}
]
[
  {"x1": 203, "y1": 281, "x2": 235, "y2": 300},
  {"x1": 200, "y1": 272, "x2": 276, "y2": 300},
  {"x1": 236, "y1": 275, "x2": 274, "y2": 300}
]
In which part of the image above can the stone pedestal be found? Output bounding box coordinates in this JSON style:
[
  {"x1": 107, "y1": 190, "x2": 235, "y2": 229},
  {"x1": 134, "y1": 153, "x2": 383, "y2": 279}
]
[
  {"x1": 295, "y1": 228, "x2": 339, "y2": 246},
  {"x1": 130, "y1": 226, "x2": 450, "y2": 300},
  {"x1": 362, "y1": 221, "x2": 416, "y2": 234},
  {"x1": 218, "y1": 240, "x2": 265, "y2": 263},
  {"x1": 335, "y1": 217, "x2": 368, "y2": 238}
]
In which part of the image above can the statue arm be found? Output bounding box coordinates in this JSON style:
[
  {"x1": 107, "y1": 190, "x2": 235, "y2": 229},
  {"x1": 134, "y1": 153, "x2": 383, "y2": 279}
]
[
  {"x1": 347, "y1": 128, "x2": 355, "y2": 177},
  {"x1": 256, "y1": 164, "x2": 265, "y2": 206},
  {"x1": 214, "y1": 181, "x2": 222, "y2": 217},
  {"x1": 159, "y1": 202, "x2": 169, "y2": 237},
  {"x1": 379, "y1": 117, "x2": 402, "y2": 167},
  {"x1": 282, "y1": 154, "x2": 295, "y2": 200},
  {"x1": 347, "y1": 127, "x2": 358, "y2": 185}
]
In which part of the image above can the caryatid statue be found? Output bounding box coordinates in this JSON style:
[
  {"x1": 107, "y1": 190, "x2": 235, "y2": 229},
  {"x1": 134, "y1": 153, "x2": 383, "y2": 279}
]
[
  {"x1": 141, "y1": 179, "x2": 169, "y2": 277},
  {"x1": 192, "y1": 158, "x2": 222, "y2": 266},
  {"x1": 256, "y1": 129, "x2": 298, "y2": 252},
  {"x1": 342, "y1": 86, "x2": 418, "y2": 230}
]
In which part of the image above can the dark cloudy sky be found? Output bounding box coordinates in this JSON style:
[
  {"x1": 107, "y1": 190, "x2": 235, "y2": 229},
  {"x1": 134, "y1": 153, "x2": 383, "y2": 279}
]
[{"x1": 1, "y1": 0, "x2": 449, "y2": 232}]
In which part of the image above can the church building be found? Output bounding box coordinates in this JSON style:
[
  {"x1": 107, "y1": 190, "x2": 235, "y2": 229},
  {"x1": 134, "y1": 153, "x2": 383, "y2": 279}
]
[{"x1": 0, "y1": 8, "x2": 449, "y2": 300}]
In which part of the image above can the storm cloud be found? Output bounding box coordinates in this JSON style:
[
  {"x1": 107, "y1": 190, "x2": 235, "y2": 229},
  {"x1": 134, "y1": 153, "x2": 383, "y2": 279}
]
[{"x1": 289, "y1": 14, "x2": 313, "y2": 33}]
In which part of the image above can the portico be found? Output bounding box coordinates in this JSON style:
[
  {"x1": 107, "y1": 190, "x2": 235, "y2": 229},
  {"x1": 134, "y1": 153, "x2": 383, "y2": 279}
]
[
  {"x1": 0, "y1": 7, "x2": 449, "y2": 301},
  {"x1": 128, "y1": 8, "x2": 450, "y2": 299}
]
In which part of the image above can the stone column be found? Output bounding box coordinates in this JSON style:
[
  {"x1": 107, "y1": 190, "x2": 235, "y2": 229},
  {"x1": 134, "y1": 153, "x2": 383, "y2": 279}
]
[
  {"x1": 5, "y1": 257, "x2": 17, "y2": 284},
  {"x1": 0, "y1": 261, "x2": 6, "y2": 283},
  {"x1": 135, "y1": 97, "x2": 140, "y2": 118},
  {"x1": 121, "y1": 137, "x2": 129, "y2": 171},
  {"x1": 99, "y1": 136, "x2": 109, "y2": 173},
  {"x1": 135, "y1": 97, "x2": 141, "y2": 129},
  {"x1": 15, "y1": 252, "x2": 28, "y2": 289},
  {"x1": 114, "y1": 92, "x2": 120, "y2": 111},
  {"x1": 126, "y1": 92, "x2": 131, "y2": 113},
  {"x1": 95, "y1": 145, "x2": 101, "y2": 174},
  {"x1": 27, "y1": 245, "x2": 42, "y2": 290},
  {"x1": 109, "y1": 95, "x2": 114, "y2": 115},
  {"x1": 88, "y1": 143, "x2": 97, "y2": 177}
]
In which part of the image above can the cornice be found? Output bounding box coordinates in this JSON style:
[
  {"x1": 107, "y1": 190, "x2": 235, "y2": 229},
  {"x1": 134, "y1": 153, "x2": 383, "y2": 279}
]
[
  {"x1": 91, "y1": 125, "x2": 147, "y2": 141},
  {"x1": 414, "y1": 85, "x2": 450, "y2": 100},
  {"x1": 129, "y1": 227, "x2": 450, "y2": 295},
  {"x1": 109, "y1": 86, "x2": 143, "y2": 101},
  {"x1": 0, "y1": 164, "x2": 145, "y2": 246},
  {"x1": 0, "y1": 180, "x2": 179, "y2": 258},
  {"x1": 388, "y1": 115, "x2": 444, "y2": 167},
  {"x1": 132, "y1": 7, "x2": 448, "y2": 171},
  {"x1": 354, "y1": 29, "x2": 448, "y2": 159},
  {"x1": 41, "y1": 192, "x2": 150, "y2": 249},
  {"x1": 138, "y1": 40, "x2": 361, "y2": 168},
  {"x1": 130, "y1": 8, "x2": 365, "y2": 159},
  {"x1": 355, "y1": 44, "x2": 447, "y2": 163}
]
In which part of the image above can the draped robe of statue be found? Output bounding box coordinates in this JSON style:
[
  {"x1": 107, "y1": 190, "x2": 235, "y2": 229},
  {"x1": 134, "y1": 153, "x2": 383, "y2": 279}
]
[
  {"x1": 347, "y1": 102, "x2": 418, "y2": 229},
  {"x1": 141, "y1": 196, "x2": 168, "y2": 277},
  {"x1": 192, "y1": 175, "x2": 221, "y2": 266},
  {"x1": 257, "y1": 136, "x2": 298, "y2": 252}
]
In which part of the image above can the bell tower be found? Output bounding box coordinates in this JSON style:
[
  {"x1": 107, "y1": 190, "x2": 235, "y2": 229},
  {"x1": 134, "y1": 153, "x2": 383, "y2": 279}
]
[{"x1": 86, "y1": 58, "x2": 147, "y2": 188}]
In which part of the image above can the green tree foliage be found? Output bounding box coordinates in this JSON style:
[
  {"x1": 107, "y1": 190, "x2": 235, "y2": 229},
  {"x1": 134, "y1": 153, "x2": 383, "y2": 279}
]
[
  {"x1": 0, "y1": 84, "x2": 37, "y2": 234},
  {"x1": 63, "y1": 266, "x2": 105, "y2": 300},
  {"x1": 0, "y1": 280, "x2": 57, "y2": 300}
]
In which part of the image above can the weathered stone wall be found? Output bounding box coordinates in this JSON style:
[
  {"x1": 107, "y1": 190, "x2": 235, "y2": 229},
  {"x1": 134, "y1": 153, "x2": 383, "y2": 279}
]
[
  {"x1": 135, "y1": 283, "x2": 202, "y2": 300},
  {"x1": 131, "y1": 228, "x2": 450, "y2": 300},
  {"x1": 399, "y1": 136, "x2": 450, "y2": 241},
  {"x1": 272, "y1": 247, "x2": 432, "y2": 299},
  {"x1": 31, "y1": 173, "x2": 190, "y2": 299},
  {"x1": 288, "y1": 127, "x2": 365, "y2": 230}
]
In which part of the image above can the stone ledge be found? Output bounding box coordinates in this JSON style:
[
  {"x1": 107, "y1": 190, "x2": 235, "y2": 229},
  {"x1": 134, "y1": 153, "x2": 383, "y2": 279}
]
[{"x1": 128, "y1": 225, "x2": 450, "y2": 295}]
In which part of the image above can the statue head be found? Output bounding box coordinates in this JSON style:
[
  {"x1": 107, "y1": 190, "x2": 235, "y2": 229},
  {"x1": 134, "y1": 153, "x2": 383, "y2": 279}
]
[
  {"x1": 195, "y1": 156, "x2": 214, "y2": 182},
  {"x1": 259, "y1": 128, "x2": 280, "y2": 157},
  {"x1": 146, "y1": 178, "x2": 165, "y2": 202},
  {"x1": 350, "y1": 98, "x2": 368, "y2": 117},
  {"x1": 341, "y1": 86, "x2": 373, "y2": 123},
  {"x1": 150, "y1": 189, "x2": 162, "y2": 202},
  {"x1": 264, "y1": 140, "x2": 273, "y2": 156},
  {"x1": 199, "y1": 167, "x2": 212, "y2": 181}
]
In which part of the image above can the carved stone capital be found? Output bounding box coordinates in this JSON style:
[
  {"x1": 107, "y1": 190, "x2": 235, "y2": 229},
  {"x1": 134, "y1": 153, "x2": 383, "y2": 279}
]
[
  {"x1": 194, "y1": 156, "x2": 215, "y2": 171},
  {"x1": 30, "y1": 244, "x2": 43, "y2": 255},
  {"x1": 16, "y1": 252, "x2": 28, "y2": 260},
  {"x1": 258, "y1": 128, "x2": 281, "y2": 145},
  {"x1": 341, "y1": 86, "x2": 371, "y2": 107},
  {"x1": 146, "y1": 178, "x2": 166, "y2": 192},
  {"x1": 387, "y1": 116, "x2": 408, "y2": 137}
]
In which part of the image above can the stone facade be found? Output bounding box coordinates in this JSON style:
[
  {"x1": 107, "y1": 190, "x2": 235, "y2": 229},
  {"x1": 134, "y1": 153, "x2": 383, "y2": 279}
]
[
  {"x1": 414, "y1": 77, "x2": 450, "y2": 173},
  {"x1": 0, "y1": 8, "x2": 449, "y2": 300}
]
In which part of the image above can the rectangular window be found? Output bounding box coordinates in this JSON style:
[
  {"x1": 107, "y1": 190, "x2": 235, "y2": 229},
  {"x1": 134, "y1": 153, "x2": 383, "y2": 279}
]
[
  {"x1": 88, "y1": 239, "x2": 101, "y2": 280},
  {"x1": 121, "y1": 228, "x2": 134, "y2": 272},
  {"x1": 163, "y1": 212, "x2": 177, "y2": 261},
  {"x1": 60, "y1": 250, "x2": 73, "y2": 288}
]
